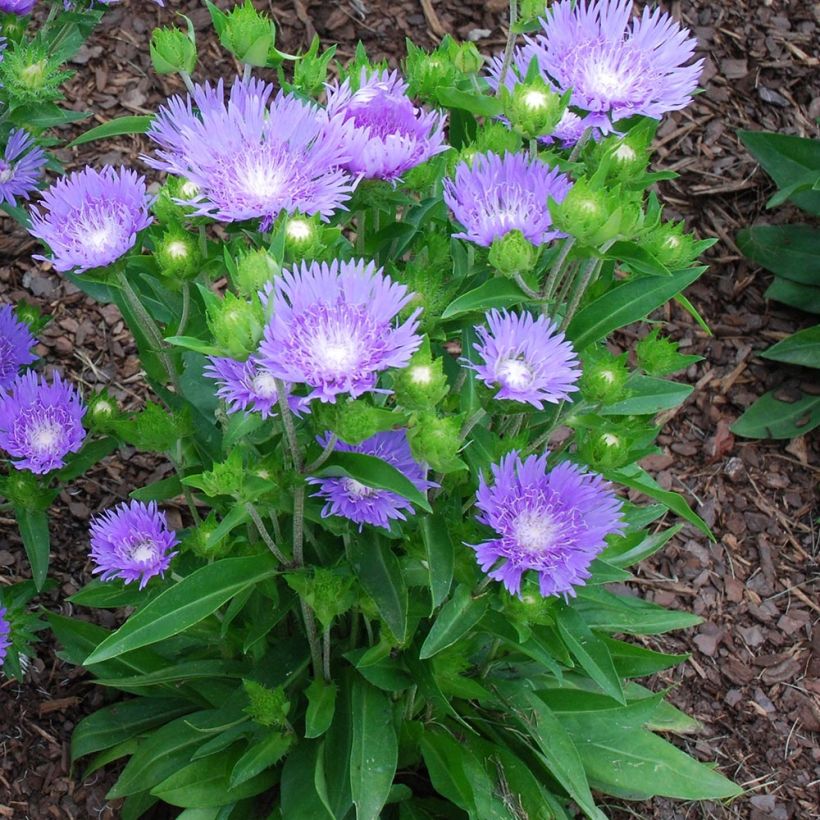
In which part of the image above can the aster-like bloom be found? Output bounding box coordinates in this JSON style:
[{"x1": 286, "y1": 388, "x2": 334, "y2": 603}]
[
  {"x1": 0, "y1": 0, "x2": 36, "y2": 14},
  {"x1": 0, "y1": 129, "x2": 47, "y2": 206},
  {"x1": 472, "y1": 451, "x2": 624, "y2": 598},
  {"x1": 28, "y1": 166, "x2": 152, "y2": 273},
  {"x1": 0, "y1": 371, "x2": 86, "y2": 474},
  {"x1": 145, "y1": 76, "x2": 357, "y2": 224},
  {"x1": 470, "y1": 309, "x2": 580, "y2": 409},
  {"x1": 204, "y1": 354, "x2": 281, "y2": 419},
  {"x1": 0, "y1": 304, "x2": 37, "y2": 389},
  {"x1": 443, "y1": 151, "x2": 572, "y2": 247},
  {"x1": 527, "y1": 0, "x2": 702, "y2": 122},
  {"x1": 325, "y1": 69, "x2": 447, "y2": 182},
  {"x1": 308, "y1": 430, "x2": 435, "y2": 529},
  {"x1": 0, "y1": 607, "x2": 10, "y2": 669},
  {"x1": 89, "y1": 500, "x2": 178, "y2": 589},
  {"x1": 257, "y1": 258, "x2": 422, "y2": 407}
]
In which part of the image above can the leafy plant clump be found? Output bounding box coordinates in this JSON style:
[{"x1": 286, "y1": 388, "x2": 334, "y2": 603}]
[{"x1": 1, "y1": 0, "x2": 744, "y2": 817}]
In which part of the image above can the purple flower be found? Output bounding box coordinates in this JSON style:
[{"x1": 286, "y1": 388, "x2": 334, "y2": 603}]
[
  {"x1": 145, "y1": 76, "x2": 357, "y2": 224},
  {"x1": 257, "y1": 258, "x2": 422, "y2": 407},
  {"x1": 308, "y1": 430, "x2": 435, "y2": 529},
  {"x1": 28, "y1": 166, "x2": 153, "y2": 273},
  {"x1": 472, "y1": 451, "x2": 624, "y2": 598},
  {"x1": 89, "y1": 500, "x2": 178, "y2": 589},
  {"x1": 543, "y1": 109, "x2": 610, "y2": 148},
  {"x1": 0, "y1": 129, "x2": 47, "y2": 207},
  {"x1": 443, "y1": 151, "x2": 572, "y2": 247},
  {"x1": 204, "y1": 354, "x2": 281, "y2": 419},
  {"x1": 0, "y1": 0, "x2": 36, "y2": 14},
  {"x1": 0, "y1": 371, "x2": 86, "y2": 474},
  {"x1": 470, "y1": 309, "x2": 580, "y2": 409},
  {"x1": 0, "y1": 304, "x2": 37, "y2": 389},
  {"x1": 527, "y1": 0, "x2": 702, "y2": 122},
  {"x1": 0, "y1": 607, "x2": 10, "y2": 669},
  {"x1": 325, "y1": 69, "x2": 447, "y2": 182}
]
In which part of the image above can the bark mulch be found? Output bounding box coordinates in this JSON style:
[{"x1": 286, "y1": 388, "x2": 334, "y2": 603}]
[{"x1": 0, "y1": 1, "x2": 818, "y2": 818}]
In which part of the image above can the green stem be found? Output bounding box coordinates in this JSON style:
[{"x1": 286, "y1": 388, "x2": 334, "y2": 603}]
[
  {"x1": 356, "y1": 210, "x2": 366, "y2": 254},
  {"x1": 177, "y1": 281, "x2": 192, "y2": 337},
  {"x1": 568, "y1": 127, "x2": 592, "y2": 162},
  {"x1": 542, "y1": 236, "x2": 576, "y2": 301},
  {"x1": 496, "y1": 0, "x2": 519, "y2": 94},
  {"x1": 561, "y1": 257, "x2": 601, "y2": 331},
  {"x1": 513, "y1": 272, "x2": 540, "y2": 301},
  {"x1": 274, "y1": 379, "x2": 303, "y2": 471},
  {"x1": 322, "y1": 626, "x2": 332, "y2": 682},
  {"x1": 246, "y1": 502, "x2": 290, "y2": 565},
  {"x1": 304, "y1": 433, "x2": 338, "y2": 475},
  {"x1": 292, "y1": 485, "x2": 305, "y2": 566},
  {"x1": 461, "y1": 408, "x2": 487, "y2": 439},
  {"x1": 301, "y1": 599, "x2": 323, "y2": 680},
  {"x1": 553, "y1": 259, "x2": 578, "y2": 308}
]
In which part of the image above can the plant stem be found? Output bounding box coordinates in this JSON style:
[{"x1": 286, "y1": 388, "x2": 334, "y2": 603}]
[
  {"x1": 246, "y1": 502, "x2": 290, "y2": 565},
  {"x1": 322, "y1": 627, "x2": 331, "y2": 681},
  {"x1": 561, "y1": 257, "x2": 601, "y2": 331},
  {"x1": 461, "y1": 408, "x2": 487, "y2": 439},
  {"x1": 180, "y1": 71, "x2": 196, "y2": 95},
  {"x1": 542, "y1": 236, "x2": 576, "y2": 301},
  {"x1": 292, "y1": 485, "x2": 305, "y2": 566},
  {"x1": 568, "y1": 127, "x2": 592, "y2": 162},
  {"x1": 177, "y1": 281, "x2": 192, "y2": 337},
  {"x1": 496, "y1": 0, "x2": 519, "y2": 94},
  {"x1": 356, "y1": 210, "x2": 366, "y2": 254},
  {"x1": 175, "y1": 440, "x2": 201, "y2": 524},
  {"x1": 243, "y1": 62, "x2": 252, "y2": 82},
  {"x1": 274, "y1": 379, "x2": 303, "y2": 471},
  {"x1": 513, "y1": 272, "x2": 540, "y2": 301},
  {"x1": 304, "y1": 433, "x2": 338, "y2": 475},
  {"x1": 301, "y1": 599, "x2": 323, "y2": 680},
  {"x1": 117, "y1": 270, "x2": 179, "y2": 391}
]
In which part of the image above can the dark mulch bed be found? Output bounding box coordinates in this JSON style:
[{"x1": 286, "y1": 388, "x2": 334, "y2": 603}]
[{"x1": 1, "y1": 1, "x2": 818, "y2": 817}]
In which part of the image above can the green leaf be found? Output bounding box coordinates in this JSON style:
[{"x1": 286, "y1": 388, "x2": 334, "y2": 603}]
[
  {"x1": 69, "y1": 115, "x2": 154, "y2": 148},
  {"x1": 441, "y1": 278, "x2": 528, "y2": 319},
  {"x1": 603, "y1": 638, "x2": 688, "y2": 678},
  {"x1": 419, "y1": 727, "x2": 478, "y2": 813},
  {"x1": 737, "y1": 224, "x2": 820, "y2": 285},
  {"x1": 280, "y1": 740, "x2": 335, "y2": 819},
  {"x1": 165, "y1": 335, "x2": 227, "y2": 357},
  {"x1": 85, "y1": 555, "x2": 278, "y2": 664},
  {"x1": 322, "y1": 676, "x2": 353, "y2": 818},
  {"x1": 606, "y1": 240, "x2": 671, "y2": 277},
  {"x1": 602, "y1": 375, "x2": 692, "y2": 416},
  {"x1": 305, "y1": 678, "x2": 337, "y2": 739},
  {"x1": 606, "y1": 465, "x2": 712, "y2": 538},
  {"x1": 55, "y1": 436, "x2": 118, "y2": 482},
  {"x1": 350, "y1": 677, "x2": 398, "y2": 820},
  {"x1": 346, "y1": 535, "x2": 408, "y2": 643},
  {"x1": 731, "y1": 389, "x2": 820, "y2": 439},
  {"x1": 762, "y1": 325, "x2": 820, "y2": 368},
  {"x1": 229, "y1": 731, "x2": 291, "y2": 788},
  {"x1": 567, "y1": 267, "x2": 705, "y2": 351},
  {"x1": 765, "y1": 277, "x2": 820, "y2": 314},
  {"x1": 92, "y1": 660, "x2": 246, "y2": 690},
  {"x1": 69, "y1": 579, "x2": 160, "y2": 609},
  {"x1": 71, "y1": 697, "x2": 194, "y2": 761},
  {"x1": 555, "y1": 606, "x2": 625, "y2": 704},
  {"x1": 574, "y1": 587, "x2": 701, "y2": 635},
  {"x1": 436, "y1": 87, "x2": 504, "y2": 117},
  {"x1": 14, "y1": 507, "x2": 50, "y2": 591},
  {"x1": 130, "y1": 475, "x2": 184, "y2": 502},
  {"x1": 418, "y1": 585, "x2": 489, "y2": 659},
  {"x1": 418, "y1": 516, "x2": 454, "y2": 610},
  {"x1": 601, "y1": 524, "x2": 683, "y2": 567},
  {"x1": 317, "y1": 451, "x2": 432, "y2": 513}
]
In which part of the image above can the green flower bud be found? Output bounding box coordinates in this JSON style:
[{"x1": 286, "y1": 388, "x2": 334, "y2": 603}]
[
  {"x1": 234, "y1": 248, "x2": 279, "y2": 297},
  {"x1": 0, "y1": 470, "x2": 52, "y2": 511},
  {"x1": 284, "y1": 568, "x2": 357, "y2": 628},
  {"x1": 502, "y1": 580, "x2": 557, "y2": 627},
  {"x1": 284, "y1": 215, "x2": 322, "y2": 259},
  {"x1": 292, "y1": 36, "x2": 335, "y2": 97},
  {"x1": 243, "y1": 679, "x2": 290, "y2": 728},
  {"x1": 404, "y1": 41, "x2": 457, "y2": 101},
  {"x1": 183, "y1": 512, "x2": 233, "y2": 559},
  {"x1": 488, "y1": 229, "x2": 537, "y2": 276},
  {"x1": 550, "y1": 179, "x2": 633, "y2": 246},
  {"x1": 207, "y1": 291, "x2": 265, "y2": 359},
  {"x1": 402, "y1": 236, "x2": 458, "y2": 332},
  {"x1": 328, "y1": 399, "x2": 403, "y2": 445},
  {"x1": 86, "y1": 390, "x2": 122, "y2": 434},
  {"x1": 636, "y1": 327, "x2": 700, "y2": 376},
  {"x1": 150, "y1": 27, "x2": 197, "y2": 76},
  {"x1": 469, "y1": 120, "x2": 523, "y2": 158},
  {"x1": 393, "y1": 350, "x2": 449, "y2": 411},
  {"x1": 126, "y1": 402, "x2": 186, "y2": 452},
  {"x1": 14, "y1": 300, "x2": 48, "y2": 335},
  {"x1": 453, "y1": 42, "x2": 483, "y2": 75},
  {"x1": 642, "y1": 220, "x2": 697, "y2": 269},
  {"x1": 0, "y1": 41, "x2": 72, "y2": 103},
  {"x1": 519, "y1": 0, "x2": 548, "y2": 23},
  {"x1": 220, "y1": 0, "x2": 276, "y2": 67},
  {"x1": 196, "y1": 450, "x2": 245, "y2": 499},
  {"x1": 152, "y1": 177, "x2": 200, "y2": 224},
  {"x1": 504, "y1": 80, "x2": 565, "y2": 139},
  {"x1": 578, "y1": 428, "x2": 631, "y2": 470},
  {"x1": 408, "y1": 413, "x2": 463, "y2": 473},
  {"x1": 578, "y1": 348, "x2": 629, "y2": 404},
  {"x1": 156, "y1": 227, "x2": 201, "y2": 280}
]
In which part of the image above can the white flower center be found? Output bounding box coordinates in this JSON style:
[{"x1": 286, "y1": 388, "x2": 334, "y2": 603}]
[
  {"x1": 88, "y1": 225, "x2": 116, "y2": 251},
  {"x1": 344, "y1": 478, "x2": 377, "y2": 498},
  {"x1": 513, "y1": 509, "x2": 556, "y2": 553},
  {"x1": 251, "y1": 371, "x2": 278, "y2": 398},
  {"x1": 601, "y1": 433, "x2": 620, "y2": 447},
  {"x1": 29, "y1": 420, "x2": 62, "y2": 453},
  {"x1": 410, "y1": 365, "x2": 432, "y2": 385},
  {"x1": 522, "y1": 89, "x2": 549, "y2": 110},
  {"x1": 286, "y1": 219, "x2": 312, "y2": 240},
  {"x1": 130, "y1": 539, "x2": 157, "y2": 564},
  {"x1": 600, "y1": 369, "x2": 615, "y2": 383},
  {"x1": 613, "y1": 143, "x2": 637, "y2": 162},
  {"x1": 663, "y1": 235, "x2": 682, "y2": 251},
  {"x1": 497, "y1": 358, "x2": 534, "y2": 390},
  {"x1": 166, "y1": 240, "x2": 188, "y2": 259},
  {"x1": 585, "y1": 61, "x2": 629, "y2": 98},
  {"x1": 0, "y1": 165, "x2": 13, "y2": 184},
  {"x1": 317, "y1": 336, "x2": 359, "y2": 374},
  {"x1": 180, "y1": 180, "x2": 200, "y2": 197},
  {"x1": 239, "y1": 161, "x2": 284, "y2": 200}
]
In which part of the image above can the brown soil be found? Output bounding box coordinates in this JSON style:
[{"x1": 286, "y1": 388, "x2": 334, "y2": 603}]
[{"x1": 0, "y1": 1, "x2": 818, "y2": 818}]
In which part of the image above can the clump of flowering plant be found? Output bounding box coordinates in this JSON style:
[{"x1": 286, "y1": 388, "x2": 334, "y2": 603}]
[{"x1": 21, "y1": 0, "x2": 739, "y2": 816}]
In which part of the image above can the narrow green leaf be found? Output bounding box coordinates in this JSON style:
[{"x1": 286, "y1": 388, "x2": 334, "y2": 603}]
[
  {"x1": 762, "y1": 325, "x2": 820, "y2": 368},
  {"x1": 765, "y1": 277, "x2": 820, "y2": 314},
  {"x1": 350, "y1": 678, "x2": 398, "y2": 820},
  {"x1": 68, "y1": 115, "x2": 153, "y2": 147},
  {"x1": 56, "y1": 436, "x2": 118, "y2": 481},
  {"x1": 601, "y1": 524, "x2": 683, "y2": 568},
  {"x1": 604, "y1": 637, "x2": 688, "y2": 678},
  {"x1": 606, "y1": 240, "x2": 671, "y2": 276},
  {"x1": 601, "y1": 375, "x2": 692, "y2": 416},
  {"x1": 737, "y1": 224, "x2": 820, "y2": 284},
  {"x1": 165, "y1": 335, "x2": 226, "y2": 357},
  {"x1": 732, "y1": 389, "x2": 820, "y2": 439},
  {"x1": 280, "y1": 740, "x2": 335, "y2": 819},
  {"x1": 130, "y1": 475, "x2": 183, "y2": 502},
  {"x1": 418, "y1": 516, "x2": 454, "y2": 609},
  {"x1": 305, "y1": 678, "x2": 337, "y2": 739},
  {"x1": 574, "y1": 587, "x2": 701, "y2": 635},
  {"x1": 92, "y1": 660, "x2": 246, "y2": 689},
  {"x1": 441, "y1": 278, "x2": 528, "y2": 319},
  {"x1": 419, "y1": 585, "x2": 489, "y2": 659},
  {"x1": 229, "y1": 731, "x2": 291, "y2": 788},
  {"x1": 14, "y1": 507, "x2": 50, "y2": 590},
  {"x1": 85, "y1": 555, "x2": 277, "y2": 664},
  {"x1": 436, "y1": 87, "x2": 504, "y2": 117}
]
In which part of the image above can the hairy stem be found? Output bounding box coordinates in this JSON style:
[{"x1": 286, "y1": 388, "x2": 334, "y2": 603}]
[
  {"x1": 542, "y1": 236, "x2": 576, "y2": 302},
  {"x1": 274, "y1": 379, "x2": 303, "y2": 471},
  {"x1": 496, "y1": 0, "x2": 519, "y2": 94},
  {"x1": 513, "y1": 272, "x2": 541, "y2": 301},
  {"x1": 301, "y1": 599, "x2": 323, "y2": 680},
  {"x1": 561, "y1": 257, "x2": 602, "y2": 331},
  {"x1": 304, "y1": 433, "x2": 338, "y2": 475},
  {"x1": 322, "y1": 626, "x2": 331, "y2": 682},
  {"x1": 246, "y1": 502, "x2": 290, "y2": 565},
  {"x1": 461, "y1": 408, "x2": 488, "y2": 440}
]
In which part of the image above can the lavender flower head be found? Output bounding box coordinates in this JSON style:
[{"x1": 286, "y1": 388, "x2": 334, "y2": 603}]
[
  {"x1": 325, "y1": 69, "x2": 447, "y2": 182},
  {"x1": 308, "y1": 430, "x2": 435, "y2": 529},
  {"x1": 0, "y1": 371, "x2": 86, "y2": 474},
  {"x1": 28, "y1": 166, "x2": 152, "y2": 273},
  {"x1": 443, "y1": 151, "x2": 572, "y2": 247},
  {"x1": 89, "y1": 500, "x2": 178, "y2": 589},
  {"x1": 146, "y1": 76, "x2": 357, "y2": 225},
  {"x1": 527, "y1": 0, "x2": 702, "y2": 122},
  {"x1": 0, "y1": 304, "x2": 37, "y2": 389},
  {"x1": 0, "y1": 129, "x2": 47, "y2": 207},
  {"x1": 204, "y1": 354, "x2": 281, "y2": 419},
  {"x1": 470, "y1": 309, "x2": 580, "y2": 409},
  {"x1": 0, "y1": 607, "x2": 10, "y2": 669},
  {"x1": 472, "y1": 451, "x2": 624, "y2": 598},
  {"x1": 0, "y1": 0, "x2": 36, "y2": 14},
  {"x1": 258, "y1": 258, "x2": 422, "y2": 408}
]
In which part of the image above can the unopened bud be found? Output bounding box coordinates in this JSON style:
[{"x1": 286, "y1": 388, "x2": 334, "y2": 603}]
[
  {"x1": 219, "y1": 0, "x2": 276, "y2": 67},
  {"x1": 207, "y1": 292, "x2": 265, "y2": 359},
  {"x1": 150, "y1": 27, "x2": 197, "y2": 76},
  {"x1": 488, "y1": 229, "x2": 537, "y2": 275}
]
